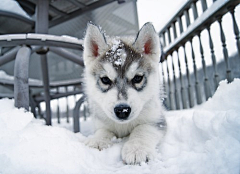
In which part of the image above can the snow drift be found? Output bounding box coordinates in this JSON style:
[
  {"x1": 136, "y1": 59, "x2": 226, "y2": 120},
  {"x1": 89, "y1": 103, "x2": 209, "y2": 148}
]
[{"x1": 0, "y1": 79, "x2": 240, "y2": 174}]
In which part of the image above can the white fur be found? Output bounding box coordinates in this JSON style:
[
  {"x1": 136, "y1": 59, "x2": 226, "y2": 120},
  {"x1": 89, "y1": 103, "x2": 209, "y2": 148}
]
[
  {"x1": 126, "y1": 62, "x2": 139, "y2": 80},
  {"x1": 83, "y1": 23, "x2": 166, "y2": 165},
  {"x1": 102, "y1": 63, "x2": 117, "y2": 80}
]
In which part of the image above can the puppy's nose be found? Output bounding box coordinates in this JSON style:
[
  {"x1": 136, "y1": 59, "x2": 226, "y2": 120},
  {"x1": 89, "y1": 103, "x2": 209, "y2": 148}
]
[{"x1": 114, "y1": 104, "x2": 131, "y2": 120}]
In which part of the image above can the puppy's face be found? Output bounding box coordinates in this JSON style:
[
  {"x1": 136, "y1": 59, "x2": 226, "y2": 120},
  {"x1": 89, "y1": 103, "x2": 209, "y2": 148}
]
[{"x1": 84, "y1": 23, "x2": 160, "y2": 124}]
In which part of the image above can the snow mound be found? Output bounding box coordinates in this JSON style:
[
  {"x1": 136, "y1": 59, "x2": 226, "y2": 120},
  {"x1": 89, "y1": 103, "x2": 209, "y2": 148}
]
[{"x1": 1, "y1": 79, "x2": 240, "y2": 174}]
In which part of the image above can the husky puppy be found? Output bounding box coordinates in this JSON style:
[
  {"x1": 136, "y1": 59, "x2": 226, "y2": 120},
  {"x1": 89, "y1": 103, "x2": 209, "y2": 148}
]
[{"x1": 83, "y1": 22, "x2": 166, "y2": 165}]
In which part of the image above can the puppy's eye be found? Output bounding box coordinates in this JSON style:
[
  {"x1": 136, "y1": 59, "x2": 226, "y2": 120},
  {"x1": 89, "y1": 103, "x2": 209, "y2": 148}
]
[
  {"x1": 100, "y1": 76, "x2": 112, "y2": 85},
  {"x1": 132, "y1": 75, "x2": 143, "y2": 84}
]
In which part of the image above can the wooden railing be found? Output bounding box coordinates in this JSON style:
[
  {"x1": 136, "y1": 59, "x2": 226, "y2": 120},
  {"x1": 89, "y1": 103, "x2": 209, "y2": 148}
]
[{"x1": 159, "y1": 0, "x2": 240, "y2": 110}]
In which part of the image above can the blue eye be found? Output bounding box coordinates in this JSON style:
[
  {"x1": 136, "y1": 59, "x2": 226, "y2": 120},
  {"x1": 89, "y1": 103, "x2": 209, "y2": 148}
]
[
  {"x1": 132, "y1": 75, "x2": 143, "y2": 84},
  {"x1": 100, "y1": 76, "x2": 112, "y2": 85}
]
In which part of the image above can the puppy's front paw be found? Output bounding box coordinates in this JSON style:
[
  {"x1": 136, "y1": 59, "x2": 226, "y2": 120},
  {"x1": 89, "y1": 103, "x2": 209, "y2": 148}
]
[
  {"x1": 84, "y1": 138, "x2": 113, "y2": 151},
  {"x1": 122, "y1": 140, "x2": 155, "y2": 165}
]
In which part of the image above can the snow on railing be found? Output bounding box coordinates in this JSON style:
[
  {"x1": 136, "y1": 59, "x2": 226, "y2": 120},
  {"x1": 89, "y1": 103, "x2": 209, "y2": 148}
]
[
  {"x1": 0, "y1": 33, "x2": 83, "y2": 50},
  {"x1": 159, "y1": 0, "x2": 240, "y2": 110}
]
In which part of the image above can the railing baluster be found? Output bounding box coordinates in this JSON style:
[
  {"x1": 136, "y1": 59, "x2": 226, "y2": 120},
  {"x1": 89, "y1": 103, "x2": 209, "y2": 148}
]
[
  {"x1": 178, "y1": 16, "x2": 184, "y2": 34},
  {"x1": 167, "y1": 27, "x2": 172, "y2": 44},
  {"x1": 229, "y1": 6, "x2": 240, "y2": 58},
  {"x1": 177, "y1": 49, "x2": 187, "y2": 109},
  {"x1": 191, "y1": 1, "x2": 198, "y2": 20},
  {"x1": 183, "y1": 44, "x2": 194, "y2": 108},
  {"x1": 207, "y1": 25, "x2": 219, "y2": 90},
  {"x1": 162, "y1": 32, "x2": 166, "y2": 47},
  {"x1": 172, "y1": 22, "x2": 177, "y2": 39},
  {"x1": 171, "y1": 53, "x2": 180, "y2": 109},
  {"x1": 217, "y1": 16, "x2": 232, "y2": 83},
  {"x1": 200, "y1": 0, "x2": 208, "y2": 12},
  {"x1": 158, "y1": 0, "x2": 238, "y2": 110},
  {"x1": 190, "y1": 38, "x2": 202, "y2": 104},
  {"x1": 184, "y1": 9, "x2": 191, "y2": 27},
  {"x1": 166, "y1": 60, "x2": 175, "y2": 110},
  {"x1": 198, "y1": 32, "x2": 212, "y2": 100}
]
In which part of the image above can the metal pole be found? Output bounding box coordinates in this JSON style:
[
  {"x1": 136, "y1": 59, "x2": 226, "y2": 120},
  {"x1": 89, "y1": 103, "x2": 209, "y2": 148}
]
[
  {"x1": 73, "y1": 95, "x2": 86, "y2": 133},
  {"x1": 49, "y1": 47, "x2": 84, "y2": 66},
  {"x1": 14, "y1": 46, "x2": 31, "y2": 111},
  {"x1": 35, "y1": 0, "x2": 49, "y2": 34},
  {"x1": 0, "y1": 46, "x2": 20, "y2": 66},
  {"x1": 35, "y1": 0, "x2": 52, "y2": 125},
  {"x1": 40, "y1": 54, "x2": 52, "y2": 125}
]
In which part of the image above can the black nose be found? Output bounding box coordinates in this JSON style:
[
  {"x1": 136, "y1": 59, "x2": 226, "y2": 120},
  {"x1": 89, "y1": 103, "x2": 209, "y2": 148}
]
[{"x1": 114, "y1": 104, "x2": 131, "y2": 120}]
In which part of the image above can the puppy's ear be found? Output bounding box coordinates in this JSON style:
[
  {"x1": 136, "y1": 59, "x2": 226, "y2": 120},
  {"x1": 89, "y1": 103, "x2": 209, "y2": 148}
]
[
  {"x1": 133, "y1": 23, "x2": 160, "y2": 61},
  {"x1": 83, "y1": 23, "x2": 108, "y2": 65}
]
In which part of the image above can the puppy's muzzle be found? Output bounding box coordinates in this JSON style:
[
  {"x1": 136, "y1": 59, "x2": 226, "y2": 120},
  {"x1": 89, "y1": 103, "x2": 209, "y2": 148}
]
[{"x1": 114, "y1": 104, "x2": 131, "y2": 120}]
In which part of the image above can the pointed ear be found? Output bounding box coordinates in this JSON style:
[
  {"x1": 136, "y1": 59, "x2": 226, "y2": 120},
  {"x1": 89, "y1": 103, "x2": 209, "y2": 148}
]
[
  {"x1": 133, "y1": 23, "x2": 160, "y2": 61},
  {"x1": 83, "y1": 23, "x2": 108, "y2": 65}
]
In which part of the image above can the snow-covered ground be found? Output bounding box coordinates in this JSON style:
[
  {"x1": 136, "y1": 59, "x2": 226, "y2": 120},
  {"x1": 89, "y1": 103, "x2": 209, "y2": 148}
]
[{"x1": 1, "y1": 79, "x2": 240, "y2": 174}]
